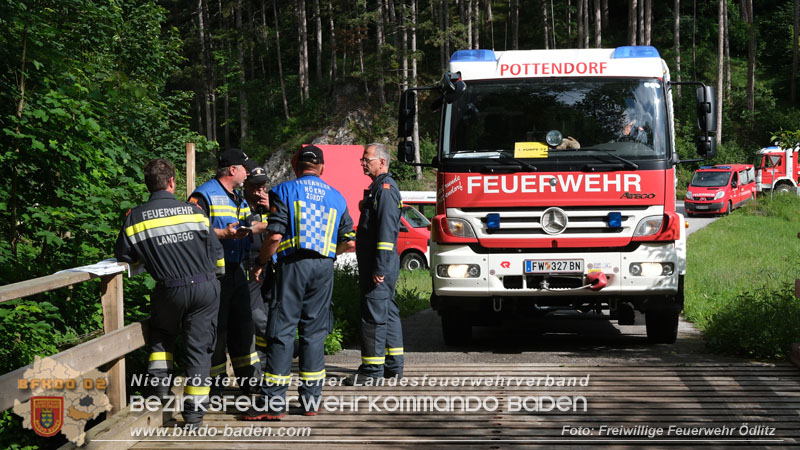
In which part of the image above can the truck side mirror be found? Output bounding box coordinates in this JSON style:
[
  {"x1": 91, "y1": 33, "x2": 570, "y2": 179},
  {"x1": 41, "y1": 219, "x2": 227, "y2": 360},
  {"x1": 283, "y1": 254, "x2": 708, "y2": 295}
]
[
  {"x1": 696, "y1": 86, "x2": 717, "y2": 133},
  {"x1": 398, "y1": 140, "x2": 416, "y2": 164},
  {"x1": 398, "y1": 90, "x2": 416, "y2": 139},
  {"x1": 442, "y1": 71, "x2": 466, "y2": 104},
  {"x1": 731, "y1": 180, "x2": 738, "y2": 189},
  {"x1": 697, "y1": 135, "x2": 717, "y2": 158}
]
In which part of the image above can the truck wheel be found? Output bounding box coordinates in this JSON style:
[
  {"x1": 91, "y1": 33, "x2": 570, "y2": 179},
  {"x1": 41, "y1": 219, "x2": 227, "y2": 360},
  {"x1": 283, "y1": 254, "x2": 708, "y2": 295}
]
[
  {"x1": 400, "y1": 252, "x2": 426, "y2": 271},
  {"x1": 442, "y1": 313, "x2": 471, "y2": 346},
  {"x1": 645, "y1": 309, "x2": 679, "y2": 344},
  {"x1": 725, "y1": 200, "x2": 732, "y2": 215},
  {"x1": 775, "y1": 184, "x2": 792, "y2": 194}
]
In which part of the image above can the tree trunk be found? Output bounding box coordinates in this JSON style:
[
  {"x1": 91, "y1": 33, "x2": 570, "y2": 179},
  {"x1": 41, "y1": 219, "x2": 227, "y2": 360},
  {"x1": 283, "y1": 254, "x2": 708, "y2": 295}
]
[
  {"x1": 628, "y1": 0, "x2": 637, "y2": 45},
  {"x1": 637, "y1": 0, "x2": 644, "y2": 45},
  {"x1": 692, "y1": 0, "x2": 696, "y2": 79},
  {"x1": 542, "y1": 0, "x2": 550, "y2": 49},
  {"x1": 674, "y1": 0, "x2": 681, "y2": 99},
  {"x1": 593, "y1": 0, "x2": 602, "y2": 47},
  {"x1": 583, "y1": 0, "x2": 590, "y2": 48},
  {"x1": 444, "y1": 0, "x2": 450, "y2": 62},
  {"x1": 358, "y1": 9, "x2": 370, "y2": 98},
  {"x1": 376, "y1": 0, "x2": 387, "y2": 107},
  {"x1": 567, "y1": 0, "x2": 572, "y2": 47},
  {"x1": 644, "y1": 0, "x2": 652, "y2": 45},
  {"x1": 274, "y1": 0, "x2": 290, "y2": 119},
  {"x1": 402, "y1": 2, "x2": 408, "y2": 92},
  {"x1": 412, "y1": 0, "x2": 422, "y2": 179},
  {"x1": 236, "y1": 0, "x2": 248, "y2": 143},
  {"x1": 512, "y1": 0, "x2": 519, "y2": 49},
  {"x1": 745, "y1": 0, "x2": 755, "y2": 114},
  {"x1": 724, "y1": 0, "x2": 731, "y2": 100},
  {"x1": 296, "y1": 0, "x2": 309, "y2": 103},
  {"x1": 472, "y1": 0, "x2": 478, "y2": 48},
  {"x1": 577, "y1": 0, "x2": 584, "y2": 48},
  {"x1": 328, "y1": 0, "x2": 337, "y2": 82},
  {"x1": 602, "y1": 0, "x2": 609, "y2": 30},
  {"x1": 466, "y1": 0, "x2": 473, "y2": 49},
  {"x1": 198, "y1": 0, "x2": 215, "y2": 142},
  {"x1": 314, "y1": 0, "x2": 322, "y2": 83},
  {"x1": 716, "y1": 0, "x2": 724, "y2": 144},
  {"x1": 793, "y1": 0, "x2": 799, "y2": 104}
]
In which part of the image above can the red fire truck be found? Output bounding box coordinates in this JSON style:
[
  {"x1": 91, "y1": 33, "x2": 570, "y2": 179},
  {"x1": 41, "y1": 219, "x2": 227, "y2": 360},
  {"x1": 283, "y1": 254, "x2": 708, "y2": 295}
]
[
  {"x1": 397, "y1": 46, "x2": 717, "y2": 344},
  {"x1": 755, "y1": 145, "x2": 800, "y2": 194}
]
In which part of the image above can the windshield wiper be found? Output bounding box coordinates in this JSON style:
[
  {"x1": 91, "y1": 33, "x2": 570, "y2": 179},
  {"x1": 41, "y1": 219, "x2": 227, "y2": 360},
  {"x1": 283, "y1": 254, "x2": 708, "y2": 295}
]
[
  {"x1": 580, "y1": 149, "x2": 639, "y2": 171},
  {"x1": 498, "y1": 152, "x2": 538, "y2": 172}
]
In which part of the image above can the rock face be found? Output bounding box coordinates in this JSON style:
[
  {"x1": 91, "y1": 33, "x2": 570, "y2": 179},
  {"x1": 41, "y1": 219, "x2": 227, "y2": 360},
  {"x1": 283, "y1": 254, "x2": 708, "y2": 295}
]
[{"x1": 261, "y1": 103, "x2": 376, "y2": 187}]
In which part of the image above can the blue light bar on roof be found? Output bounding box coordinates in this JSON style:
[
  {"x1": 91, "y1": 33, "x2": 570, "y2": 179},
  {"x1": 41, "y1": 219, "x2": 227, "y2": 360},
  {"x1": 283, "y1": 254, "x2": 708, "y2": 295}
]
[
  {"x1": 613, "y1": 45, "x2": 660, "y2": 59},
  {"x1": 451, "y1": 49, "x2": 497, "y2": 62},
  {"x1": 700, "y1": 165, "x2": 713, "y2": 169},
  {"x1": 714, "y1": 165, "x2": 731, "y2": 169}
]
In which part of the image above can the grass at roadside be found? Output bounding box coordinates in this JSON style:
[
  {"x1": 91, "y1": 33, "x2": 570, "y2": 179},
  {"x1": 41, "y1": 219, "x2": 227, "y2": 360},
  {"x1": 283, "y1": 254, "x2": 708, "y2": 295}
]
[
  {"x1": 326, "y1": 266, "x2": 431, "y2": 354},
  {"x1": 684, "y1": 194, "x2": 800, "y2": 360}
]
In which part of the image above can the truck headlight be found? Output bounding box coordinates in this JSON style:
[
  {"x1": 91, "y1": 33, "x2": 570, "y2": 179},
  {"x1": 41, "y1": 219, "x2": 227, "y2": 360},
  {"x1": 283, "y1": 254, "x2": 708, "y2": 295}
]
[
  {"x1": 446, "y1": 218, "x2": 476, "y2": 238},
  {"x1": 629, "y1": 262, "x2": 674, "y2": 277},
  {"x1": 437, "y1": 264, "x2": 481, "y2": 278},
  {"x1": 685, "y1": 191, "x2": 693, "y2": 200},
  {"x1": 633, "y1": 216, "x2": 663, "y2": 236},
  {"x1": 714, "y1": 191, "x2": 724, "y2": 200}
]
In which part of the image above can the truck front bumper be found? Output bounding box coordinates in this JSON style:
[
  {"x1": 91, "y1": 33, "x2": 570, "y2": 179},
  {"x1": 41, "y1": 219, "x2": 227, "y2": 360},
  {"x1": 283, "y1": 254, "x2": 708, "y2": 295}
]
[{"x1": 430, "y1": 241, "x2": 680, "y2": 298}]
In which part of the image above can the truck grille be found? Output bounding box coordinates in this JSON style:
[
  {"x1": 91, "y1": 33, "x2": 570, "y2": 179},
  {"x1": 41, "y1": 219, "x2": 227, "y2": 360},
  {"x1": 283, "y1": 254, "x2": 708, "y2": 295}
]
[{"x1": 455, "y1": 205, "x2": 661, "y2": 238}]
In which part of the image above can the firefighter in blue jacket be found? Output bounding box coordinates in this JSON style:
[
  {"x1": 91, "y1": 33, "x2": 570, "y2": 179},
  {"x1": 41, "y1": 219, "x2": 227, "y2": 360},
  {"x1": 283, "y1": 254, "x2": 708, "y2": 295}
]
[
  {"x1": 189, "y1": 148, "x2": 262, "y2": 394},
  {"x1": 114, "y1": 158, "x2": 225, "y2": 429},
  {"x1": 348, "y1": 143, "x2": 404, "y2": 384},
  {"x1": 244, "y1": 145, "x2": 355, "y2": 420}
]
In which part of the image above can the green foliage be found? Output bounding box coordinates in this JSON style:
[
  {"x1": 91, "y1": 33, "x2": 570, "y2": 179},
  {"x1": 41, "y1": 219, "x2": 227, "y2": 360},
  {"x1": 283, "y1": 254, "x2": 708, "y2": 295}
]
[
  {"x1": 0, "y1": 300, "x2": 63, "y2": 374},
  {"x1": 328, "y1": 264, "x2": 432, "y2": 351},
  {"x1": 684, "y1": 194, "x2": 800, "y2": 360},
  {"x1": 703, "y1": 282, "x2": 800, "y2": 360},
  {"x1": 0, "y1": 410, "x2": 44, "y2": 450}
]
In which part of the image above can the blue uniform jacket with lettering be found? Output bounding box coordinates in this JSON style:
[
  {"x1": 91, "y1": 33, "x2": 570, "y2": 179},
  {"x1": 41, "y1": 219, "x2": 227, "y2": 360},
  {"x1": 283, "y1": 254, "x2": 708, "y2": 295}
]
[
  {"x1": 267, "y1": 174, "x2": 355, "y2": 260},
  {"x1": 356, "y1": 172, "x2": 402, "y2": 277},
  {"x1": 192, "y1": 178, "x2": 251, "y2": 264},
  {"x1": 114, "y1": 190, "x2": 225, "y2": 281}
]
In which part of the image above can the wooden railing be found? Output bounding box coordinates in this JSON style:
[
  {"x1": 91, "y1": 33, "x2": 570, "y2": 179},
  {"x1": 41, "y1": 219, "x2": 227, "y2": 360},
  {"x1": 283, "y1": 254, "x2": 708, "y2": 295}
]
[{"x1": 0, "y1": 263, "x2": 145, "y2": 416}]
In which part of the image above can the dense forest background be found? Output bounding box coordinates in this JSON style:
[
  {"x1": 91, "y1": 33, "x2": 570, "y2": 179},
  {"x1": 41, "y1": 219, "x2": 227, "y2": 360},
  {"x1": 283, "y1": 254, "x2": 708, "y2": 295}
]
[{"x1": 1, "y1": 0, "x2": 800, "y2": 444}]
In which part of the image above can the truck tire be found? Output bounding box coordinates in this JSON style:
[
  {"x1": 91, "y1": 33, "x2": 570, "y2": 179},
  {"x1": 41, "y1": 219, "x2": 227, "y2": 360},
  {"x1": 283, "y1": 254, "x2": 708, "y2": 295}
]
[
  {"x1": 645, "y1": 309, "x2": 679, "y2": 344},
  {"x1": 775, "y1": 184, "x2": 792, "y2": 194},
  {"x1": 400, "y1": 251, "x2": 426, "y2": 271},
  {"x1": 724, "y1": 200, "x2": 732, "y2": 215},
  {"x1": 442, "y1": 313, "x2": 471, "y2": 346}
]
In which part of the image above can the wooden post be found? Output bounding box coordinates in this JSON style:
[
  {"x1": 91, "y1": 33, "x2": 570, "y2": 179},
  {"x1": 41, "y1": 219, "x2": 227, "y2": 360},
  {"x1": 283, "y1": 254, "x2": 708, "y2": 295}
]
[
  {"x1": 100, "y1": 273, "x2": 126, "y2": 415},
  {"x1": 186, "y1": 142, "x2": 196, "y2": 195}
]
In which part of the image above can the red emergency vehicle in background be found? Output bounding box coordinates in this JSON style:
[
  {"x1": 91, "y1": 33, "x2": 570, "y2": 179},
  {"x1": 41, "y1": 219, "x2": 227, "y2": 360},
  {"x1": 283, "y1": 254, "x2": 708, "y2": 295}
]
[
  {"x1": 755, "y1": 145, "x2": 800, "y2": 194},
  {"x1": 397, "y1": 46, "x2": 717, "y2": 345},
  {"x1": 684, "y1": 164, "x2": 756, "y2": 216},
  {"x1": 311, "y1": 145, "x2": 431, "y2": 268}
]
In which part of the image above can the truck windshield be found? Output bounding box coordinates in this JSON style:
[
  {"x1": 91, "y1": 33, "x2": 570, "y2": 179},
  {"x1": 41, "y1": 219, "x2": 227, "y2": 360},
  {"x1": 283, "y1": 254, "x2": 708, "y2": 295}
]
[
  {"x1": 690, "y1": 171, "x2": 730, "y2": 187},
  {"x1": 401, "y1": 206, "x2": 431, "y2": 228},
  {"x1": 444, "y1": 78, "x2": 668, "y2": 167}
]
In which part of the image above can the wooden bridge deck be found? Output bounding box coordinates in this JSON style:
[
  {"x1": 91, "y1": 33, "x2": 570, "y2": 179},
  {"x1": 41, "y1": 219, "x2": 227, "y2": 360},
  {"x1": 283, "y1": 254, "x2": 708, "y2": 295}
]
[{"x1": 77, "y1": 362, "x2": 799, "y2": 448}]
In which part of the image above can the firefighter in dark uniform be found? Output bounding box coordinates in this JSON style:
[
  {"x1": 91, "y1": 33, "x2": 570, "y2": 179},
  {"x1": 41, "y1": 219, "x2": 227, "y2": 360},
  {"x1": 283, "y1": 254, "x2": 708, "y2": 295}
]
[
  {"x1": 348, "y1": 143, "x2": 404, "y2": 383},
  {"x1": 189, "y1": 148, "x2": 262, "y2": 394},
  {"x1": 114, "y1": 158, "x2": 225, "y2": 429},
  {"x1": 242, "y1": 160, "x2": 273, "y2": 369},
  {"x1": 244, "y1": 145, "x2": 355, "y2": 420}
]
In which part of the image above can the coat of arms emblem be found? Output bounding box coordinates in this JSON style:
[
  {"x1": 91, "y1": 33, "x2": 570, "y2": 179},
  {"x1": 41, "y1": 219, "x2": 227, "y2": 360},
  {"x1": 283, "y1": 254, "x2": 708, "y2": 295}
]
[{"x1": 31, "y1": 396, "x2": 63, "y2": 437}]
